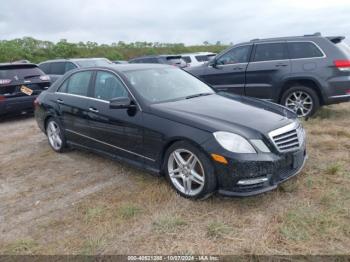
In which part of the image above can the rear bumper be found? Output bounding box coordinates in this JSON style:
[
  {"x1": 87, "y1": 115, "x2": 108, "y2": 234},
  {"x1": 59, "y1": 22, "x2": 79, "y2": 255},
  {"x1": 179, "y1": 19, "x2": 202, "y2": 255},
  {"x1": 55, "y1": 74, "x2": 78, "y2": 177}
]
[{"x1": 0, "y1": 96, "x2": 37, "y2": 115}]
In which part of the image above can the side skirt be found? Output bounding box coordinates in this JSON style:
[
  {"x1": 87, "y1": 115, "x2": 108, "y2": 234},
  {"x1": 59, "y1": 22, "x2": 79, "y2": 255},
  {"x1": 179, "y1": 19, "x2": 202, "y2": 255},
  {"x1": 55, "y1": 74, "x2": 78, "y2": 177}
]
[{"x1": 67, "y1": 141, "x2": 162, "y2": 176}]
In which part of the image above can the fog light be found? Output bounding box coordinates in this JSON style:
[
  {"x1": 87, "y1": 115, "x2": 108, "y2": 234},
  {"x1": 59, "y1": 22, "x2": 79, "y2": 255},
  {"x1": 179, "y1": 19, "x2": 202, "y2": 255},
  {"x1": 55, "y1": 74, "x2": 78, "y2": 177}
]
[{"x1": 237, "y1": 177, "x2": 268, "y2": 185}]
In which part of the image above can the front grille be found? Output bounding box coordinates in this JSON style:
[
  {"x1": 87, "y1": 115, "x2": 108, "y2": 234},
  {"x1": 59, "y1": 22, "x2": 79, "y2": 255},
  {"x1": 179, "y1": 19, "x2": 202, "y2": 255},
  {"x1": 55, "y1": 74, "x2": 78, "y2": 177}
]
[{"x1": 269, "y1": 122, "x2": 305, "y2": 153}]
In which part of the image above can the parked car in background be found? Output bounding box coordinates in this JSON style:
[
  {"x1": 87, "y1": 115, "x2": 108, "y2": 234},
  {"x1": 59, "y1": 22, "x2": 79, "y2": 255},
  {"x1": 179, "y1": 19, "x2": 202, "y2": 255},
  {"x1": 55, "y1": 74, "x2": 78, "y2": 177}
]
[
  {"x1": 113, "y1": 60, "x2": 128, "y2": 64},
  {"x1": 129, "y1": 55, "x2": 187, "y2": 68},
  {"x1": 181, "y1": 52, "x2": 216, "y2": 67},
  {"x1": 0, "y1": 63, "x2": 50, "y2": 116},
  {"x1": 38, "y1": 58, "x2": 113, "y2": 83},
  {"x1": 35, "y1": 64, "x2": 306, "y2": 199},
  {"x1": 186, "y1": 33, "x2": 350, "y2": 117}
]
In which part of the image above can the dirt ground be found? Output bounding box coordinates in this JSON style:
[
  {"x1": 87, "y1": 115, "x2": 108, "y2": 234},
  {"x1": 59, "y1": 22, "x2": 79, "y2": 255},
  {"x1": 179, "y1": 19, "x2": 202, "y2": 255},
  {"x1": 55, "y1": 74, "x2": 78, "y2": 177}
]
[{"x1": 0, "y1": 104, "x2": 349, "y2": 255}]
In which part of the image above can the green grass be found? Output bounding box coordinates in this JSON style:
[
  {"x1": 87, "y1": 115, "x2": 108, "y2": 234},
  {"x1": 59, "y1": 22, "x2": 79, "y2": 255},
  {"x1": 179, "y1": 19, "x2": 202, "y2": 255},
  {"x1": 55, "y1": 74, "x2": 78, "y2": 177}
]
[
  {"x1": 5, "y1": 239, "x2": 38, "y2": 255},
  {"x1": 84, "y1": 206, "x2": 106, "y2": 223},
  {"x1": 153, "y1": 215, "x2": 187, "y2": 233},
  {"x1": 325, "y1": 163, "x2": 343, "y2": 175},
  {"x1": 206, "y1": 221, "x2": 231, "y2": 238},
  {"x1": 117, "y1": 204, "x2": 142, "y2": 219},
  {"x1": 80, "y1": 237, "x2": 105, "y2": 255}
]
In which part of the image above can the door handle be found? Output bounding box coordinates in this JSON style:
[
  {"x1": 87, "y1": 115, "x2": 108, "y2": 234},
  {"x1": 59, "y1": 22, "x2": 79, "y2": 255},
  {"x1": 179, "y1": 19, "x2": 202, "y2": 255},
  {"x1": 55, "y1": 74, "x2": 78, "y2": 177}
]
[
  {"x1": 89, "y1": 107, "x2": 99, "y2": 113},
  {"x1": 57, "y1": 98, "x2": 63, "y2": 104},
  {"x1": 275, "y1": 63, "x2": 288, "y2": 67},
  {"x1": 233, "y1": 67, "x2": 244, "y2": 70}
]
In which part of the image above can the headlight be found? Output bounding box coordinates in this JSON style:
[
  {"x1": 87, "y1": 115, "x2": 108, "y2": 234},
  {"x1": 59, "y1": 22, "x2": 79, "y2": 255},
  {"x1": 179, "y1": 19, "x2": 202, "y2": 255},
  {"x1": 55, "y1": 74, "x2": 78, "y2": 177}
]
[{"x1": 213, "y1": 131, "x2": 256, "y2": 154}]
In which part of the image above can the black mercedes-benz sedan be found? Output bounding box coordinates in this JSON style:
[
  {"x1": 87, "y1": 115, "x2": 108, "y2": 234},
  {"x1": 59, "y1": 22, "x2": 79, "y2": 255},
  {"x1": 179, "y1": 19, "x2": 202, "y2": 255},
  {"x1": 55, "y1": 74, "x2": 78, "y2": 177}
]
[{"x1": 34, "y1": 64, "x2": 307, "y2": 199}]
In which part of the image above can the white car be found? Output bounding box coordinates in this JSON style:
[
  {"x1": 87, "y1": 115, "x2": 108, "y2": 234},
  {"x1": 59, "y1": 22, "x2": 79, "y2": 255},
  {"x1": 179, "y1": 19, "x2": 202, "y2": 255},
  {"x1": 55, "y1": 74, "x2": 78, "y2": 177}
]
[{"x1": 181, "y1": 52, "x2": 216, "y2": 67}]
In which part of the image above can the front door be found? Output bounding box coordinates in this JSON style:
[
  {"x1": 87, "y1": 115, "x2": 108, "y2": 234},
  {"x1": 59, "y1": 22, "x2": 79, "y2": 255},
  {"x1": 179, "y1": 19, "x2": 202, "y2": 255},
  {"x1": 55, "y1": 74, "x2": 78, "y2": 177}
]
[
  {"x1": 200, "y1": 45, "x2": 252, "y2": 95},
  {"x1": 86, "y1": 70, "x2": 145, "y2": 165}
]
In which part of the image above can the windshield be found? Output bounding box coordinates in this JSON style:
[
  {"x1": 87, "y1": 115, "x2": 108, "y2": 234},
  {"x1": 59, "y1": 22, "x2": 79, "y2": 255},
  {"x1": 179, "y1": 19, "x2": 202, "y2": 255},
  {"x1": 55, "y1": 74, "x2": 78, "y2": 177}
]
[
  {"x1": 336, "y1": 42, "x2": 350, "y2": 58},
  {"x1": 75, "y1": 59, "x2": 113, "y2": 68},
  {"x1": 124, "y1": 67, "x2": 214, "y2": 103}
]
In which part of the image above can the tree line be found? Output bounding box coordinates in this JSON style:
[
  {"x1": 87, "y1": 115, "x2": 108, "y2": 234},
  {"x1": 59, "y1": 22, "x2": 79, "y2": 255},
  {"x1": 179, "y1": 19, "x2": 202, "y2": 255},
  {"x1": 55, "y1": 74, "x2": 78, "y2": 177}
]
[{"x1": 0, "y1": 37, "x2": 229, "y2": 64}]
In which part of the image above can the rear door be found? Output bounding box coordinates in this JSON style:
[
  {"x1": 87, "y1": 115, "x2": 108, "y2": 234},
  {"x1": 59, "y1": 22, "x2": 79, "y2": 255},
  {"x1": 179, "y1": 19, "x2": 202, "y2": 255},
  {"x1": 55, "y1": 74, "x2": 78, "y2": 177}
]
[
  {"x1": 86, "y1": 70, "x2": 145, "y2": 163},
  {"x1": 55, "y1": 70, "x2": 93, "y2": 145},
  {"x1": 245, "y1": 42, "x2": 291, "y2": 100},
  {"x1": 200, "y1": 45, "x2": 252, "y2": 95}
]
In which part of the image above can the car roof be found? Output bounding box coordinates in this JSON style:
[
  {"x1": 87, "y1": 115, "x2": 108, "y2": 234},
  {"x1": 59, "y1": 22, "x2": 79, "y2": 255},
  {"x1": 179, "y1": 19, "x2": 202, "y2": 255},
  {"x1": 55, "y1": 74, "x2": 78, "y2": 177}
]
[
  {"x1": 39, "y1": 58, "x2": 109, "y2": 64},
  {"x1": 236, "y1": 33, "x2": 345, "y2": 45},
  {"x1": 130, "y1": 55, "x2": 181, "y2": 60},
  {"x1": 0, "y1": 63, "x2": 38, "y2": 69},
  {"x1": 72, "y1": 63, "x2": 171, "y2": 73}
]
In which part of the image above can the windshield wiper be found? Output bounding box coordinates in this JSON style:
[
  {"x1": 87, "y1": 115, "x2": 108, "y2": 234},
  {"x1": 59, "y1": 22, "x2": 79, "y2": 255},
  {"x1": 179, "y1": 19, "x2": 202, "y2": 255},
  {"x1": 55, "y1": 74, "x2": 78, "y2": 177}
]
[{"x1": 185, "y1": 92, "x2": 213, "y2": 99}]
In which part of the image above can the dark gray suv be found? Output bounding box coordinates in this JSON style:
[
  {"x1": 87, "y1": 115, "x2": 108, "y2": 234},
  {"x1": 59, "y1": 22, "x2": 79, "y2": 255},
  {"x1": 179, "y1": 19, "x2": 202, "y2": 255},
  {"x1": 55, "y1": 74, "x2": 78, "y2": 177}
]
[{"x1": 186, "y1": 33, "x2": 350, "y2": 117}]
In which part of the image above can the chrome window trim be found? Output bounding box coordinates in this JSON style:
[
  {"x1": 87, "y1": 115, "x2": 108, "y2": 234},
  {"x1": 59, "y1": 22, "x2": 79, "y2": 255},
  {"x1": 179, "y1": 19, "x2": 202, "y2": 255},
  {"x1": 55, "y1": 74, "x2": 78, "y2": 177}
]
[
  {"x1": 55, "y1": 92, "x2": 109, "y2": 104},
  {"x1": 65, "y1": 129, "x2": 155, "y2": 162},
  {"x1": 249, "y1": 40, "x2": 326, "y2": 64}
]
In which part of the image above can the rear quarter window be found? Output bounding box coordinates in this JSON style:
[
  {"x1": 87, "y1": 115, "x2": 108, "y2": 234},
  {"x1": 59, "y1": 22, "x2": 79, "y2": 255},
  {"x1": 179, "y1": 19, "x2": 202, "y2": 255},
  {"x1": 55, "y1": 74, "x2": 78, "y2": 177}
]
[
  {"x1": 195, "y1": 55, "x2": 210, "y2": 62},
  {"x1": 288, "y1": 42, "x2": 324, "y2": 59},
  {"x1": 182, "y1": 56, "x2": 192, "y2": 63}
]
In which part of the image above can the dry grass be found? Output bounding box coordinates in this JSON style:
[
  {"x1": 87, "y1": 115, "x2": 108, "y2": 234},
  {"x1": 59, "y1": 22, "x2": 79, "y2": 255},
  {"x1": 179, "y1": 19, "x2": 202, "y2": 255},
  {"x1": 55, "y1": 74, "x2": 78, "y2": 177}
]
[{"x1": 0, "y1": 103, "x2": 350, "y2": 255}]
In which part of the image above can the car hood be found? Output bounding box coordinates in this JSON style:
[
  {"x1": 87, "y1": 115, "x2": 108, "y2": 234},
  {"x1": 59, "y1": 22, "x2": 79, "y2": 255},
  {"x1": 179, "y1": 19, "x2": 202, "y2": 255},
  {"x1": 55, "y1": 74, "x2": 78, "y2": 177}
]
[{"x1": 149, "y1": 94, "x2": 296, "y2": 138}]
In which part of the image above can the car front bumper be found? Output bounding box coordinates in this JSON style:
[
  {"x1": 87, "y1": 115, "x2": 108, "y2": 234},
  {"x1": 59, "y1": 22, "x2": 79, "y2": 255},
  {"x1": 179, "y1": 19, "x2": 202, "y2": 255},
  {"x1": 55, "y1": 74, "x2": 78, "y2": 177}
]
[
  {"x1": 201, "y1": 136, "x2": 307, "y2": 197},
  {"x1": 217, "y1": 149, "x2": 307, "y2": 196}
]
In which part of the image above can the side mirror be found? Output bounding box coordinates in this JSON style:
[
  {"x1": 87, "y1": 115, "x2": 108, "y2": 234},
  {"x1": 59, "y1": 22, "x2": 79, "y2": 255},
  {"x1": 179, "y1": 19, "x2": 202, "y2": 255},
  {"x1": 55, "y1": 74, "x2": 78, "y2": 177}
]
[{"x1": 109, "y1": 97, "x2": 136, "y2": 109}]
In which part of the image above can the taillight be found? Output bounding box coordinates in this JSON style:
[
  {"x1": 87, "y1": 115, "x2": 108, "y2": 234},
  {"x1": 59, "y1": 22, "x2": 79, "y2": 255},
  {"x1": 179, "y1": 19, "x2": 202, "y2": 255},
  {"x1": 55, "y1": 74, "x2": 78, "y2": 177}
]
[
  {"x1": 334, "y1": 60, "x2": 350, "y2": 71},
  {"x1": 0, "y1": 79, "x2": 12, "y2": 85},
  {"x1": 40, "y1": 75, "x2": 50, "y2": 81},
  {"x1": 0, "y1": 95, "x2": 5, "y2": 102}
]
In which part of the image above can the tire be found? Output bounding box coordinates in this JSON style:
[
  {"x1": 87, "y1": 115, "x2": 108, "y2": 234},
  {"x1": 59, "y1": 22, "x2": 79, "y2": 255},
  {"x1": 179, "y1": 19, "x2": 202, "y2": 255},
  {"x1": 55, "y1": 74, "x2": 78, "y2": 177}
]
[
  {"x1": 163, "y1": 141, "x2": 216, "y2": 200},
  {"x1": 46, "y1": 117, "x2": 67, "y2": 153},
  {"x1": 281, "y1": 86, "x2": 320, "y2": 118}
]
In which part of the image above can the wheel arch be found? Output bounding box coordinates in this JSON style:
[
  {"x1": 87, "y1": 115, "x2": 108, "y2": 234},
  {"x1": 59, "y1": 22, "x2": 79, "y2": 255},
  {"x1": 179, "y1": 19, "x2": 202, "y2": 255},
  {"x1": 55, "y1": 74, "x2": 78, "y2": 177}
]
[
  {"x1": 159, "y1": 137, "x2": 211, "y2": 175},
  {"x1": 279, "y1": 77, "x2": 325, "y2": 105}
]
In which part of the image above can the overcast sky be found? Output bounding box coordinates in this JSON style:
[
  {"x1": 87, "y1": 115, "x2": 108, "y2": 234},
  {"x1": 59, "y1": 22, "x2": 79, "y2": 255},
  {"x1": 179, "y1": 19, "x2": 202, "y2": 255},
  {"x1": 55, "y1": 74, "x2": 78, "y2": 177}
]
[{"x1": 1, "y1": 0, "x2": 350, "y2": 45}]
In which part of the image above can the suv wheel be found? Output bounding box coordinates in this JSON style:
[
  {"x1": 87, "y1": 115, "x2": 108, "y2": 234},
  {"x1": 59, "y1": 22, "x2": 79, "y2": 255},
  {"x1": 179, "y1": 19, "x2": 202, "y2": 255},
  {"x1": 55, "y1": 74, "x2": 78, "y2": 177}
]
[
  {"x1": 164, "y1": 141, "x2": 216, "y2": 199},
  {"x1": 281, "y1": 86, "x2": 320, "y2": 118},
  {"x1": 46, "y1": 118, "x2": 66, "y2": 152}
]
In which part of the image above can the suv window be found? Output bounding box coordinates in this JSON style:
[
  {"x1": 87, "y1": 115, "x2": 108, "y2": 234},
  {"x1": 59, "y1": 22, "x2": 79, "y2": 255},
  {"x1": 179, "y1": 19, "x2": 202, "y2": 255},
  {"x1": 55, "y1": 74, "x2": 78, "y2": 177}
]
[
  {"x1": 51, "y1": 62, "x2": 66, "y2": 75},
  {"x1": 59, "y1": 71, "x2": 92, "y2": 96},
  {"x1": 288, "y1": 42, "x2": 323, "y2": 59},
  {"x1": 39, "y1": 63, "x2": 51, "y2": 74},
  {"x1": 217, "y1": 45, "x2": 251, "y2": 65},
  {"x1": 65, "y1": 62, "x2": 77, "y2": 73},
  {"x1": 94, "y1": 71, "x2": 128, "y2": 100},
  {"x1": 195, "y1": 55, "x2": 210, "y2": 62},
  {"x1": 144, "y1": 58, "x2": 159, "y2": 63},
  {"x1": 253, "y1": 43, "x2": 288, "y2": 62},
  {"x1": 0, "y1": 66, "x2": 44, "y2": 80},
  {"x1": 182, "y1": 56, "x2": 191, "y2": 63}
]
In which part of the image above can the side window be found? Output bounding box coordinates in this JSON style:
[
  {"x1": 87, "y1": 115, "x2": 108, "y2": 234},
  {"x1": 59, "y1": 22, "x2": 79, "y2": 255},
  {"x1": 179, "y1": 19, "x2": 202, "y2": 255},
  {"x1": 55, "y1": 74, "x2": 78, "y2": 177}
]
[
  {"x1": 182, "y1": 56, "x2": 191, "y2": 63},
  {"x1": 51, "y1": 62, "x2": 66, "y2": 75},
  {"x1": 217, "y1": 45, "x2": 251, "y2": 65},
  {"x1": 61, "y1": 71, "x2": 92, "y2": 96},
  {"x1": 253, "y1": 43, "x2": 288, "y2": 62},
  {"x1": 39, "y1": 63, "x2": 51, "y2": 74},
  {"x1": 65, "y1": 62, "x2": 77, "y2": 73},
  {"x1": 94, "y1": 71, "x2": 128, "y2": 100},
  {"x1": 288, "y1": 42, "x2": 324, "y2": 59}
]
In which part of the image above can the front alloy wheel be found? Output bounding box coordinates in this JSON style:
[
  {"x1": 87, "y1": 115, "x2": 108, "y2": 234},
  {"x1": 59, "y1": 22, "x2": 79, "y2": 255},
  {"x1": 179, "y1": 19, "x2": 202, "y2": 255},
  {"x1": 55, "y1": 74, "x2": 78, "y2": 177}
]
[
  {"x1": 168, "y1": 149, "x2": 205, "y2": 196},
  {"x1": 285, "y1": 91, "x2": 313, "y2": 117},
  {"x1": 165, "y1": 141, "x2": 216, "y2": 199}
]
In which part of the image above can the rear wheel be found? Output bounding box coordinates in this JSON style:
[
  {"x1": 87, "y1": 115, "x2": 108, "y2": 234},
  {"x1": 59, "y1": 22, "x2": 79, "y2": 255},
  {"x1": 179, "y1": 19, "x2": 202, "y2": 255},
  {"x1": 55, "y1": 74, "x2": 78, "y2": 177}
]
[
  {"x1": 46, "y1": 118, "x2": 66, "y2": 152},
  {"x1": 164, "y1": 141, "x2": 216, "y2": 199},
  {"x1": 281, "y1": 86, "x2": 320, "y2": 118}
]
